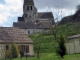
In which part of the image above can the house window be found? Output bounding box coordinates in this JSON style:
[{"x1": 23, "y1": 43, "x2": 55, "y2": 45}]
[
  {"x1": 26, "y1": 45, "x2": 29, "y2": 53},
  {"x1": 28, "y1": 30, "x2": 30, "y2": 34},
  {"x1": 27, "y1": 6, "x2": 29, "y2": 10},
  {"x1": 31, "y1": 6, "x2": 32, "y2": 10},
  {"x1": 19, "y1": 45, "x2": 25, "y2": 56},
  {"x1": 21, "y1": 45, "x2": 25, "y2": 51},
  {"x1": 6, "y1": 45, "x2": 9, "y2": 50}
]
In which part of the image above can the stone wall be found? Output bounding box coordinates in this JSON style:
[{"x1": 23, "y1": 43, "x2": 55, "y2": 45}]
[
  {"x1": 0, "y1": 43, "x2": 34, "y2": 59},
  {"x1": 24, "y1": 5, "x2": 38, "y2": 22},
  {"x1": 0, "y1": 44, "x2": 5, "y2": 59},
  {"x1": 21, "y1": 29, "x2": 47, "y2": 35}
]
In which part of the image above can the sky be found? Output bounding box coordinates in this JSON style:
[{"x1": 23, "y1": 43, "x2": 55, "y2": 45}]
[{"x1": 0, "y1": 0, "x2": 79, "y2": 27}]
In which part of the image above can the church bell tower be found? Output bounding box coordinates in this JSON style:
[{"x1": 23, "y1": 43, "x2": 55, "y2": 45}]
[{"x1": 23, "y1": 0, "x2": 38, "y2": 22}]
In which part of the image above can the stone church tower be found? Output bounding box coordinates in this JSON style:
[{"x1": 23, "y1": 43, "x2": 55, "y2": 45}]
[
  {"x1": 13, "y1": 0, "x2": 55, "y2": 35},
  {"x1": 23, "y1": 0, "x2": 38, "y2": 22}
]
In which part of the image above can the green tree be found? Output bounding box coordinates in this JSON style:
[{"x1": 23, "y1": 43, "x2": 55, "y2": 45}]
[
  {"x1": 7, "y1": 44, "x2": 18, "y2": 60},
  {"x1": 11, "y1": 44, "x2": 18, "y2": 58},
  {"x1": 73, "y1": 4, "x2": 80, "y2": 19},
  {"x1": 35, "y1": 33, "x2": 43, "y2": 60},
  {"x1": 56, "y1": 35, "x2": 66, "y2": 58},
  {"x1": 77, "y1": 4, "x2": 80, "y2": 11}
]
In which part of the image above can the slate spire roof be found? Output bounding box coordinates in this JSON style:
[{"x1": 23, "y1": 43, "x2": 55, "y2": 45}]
[
  {"x1": 24, "y1": 0, "x2": 34, "y2": 5},
  {"x1": 38, "y1": 12, "x2": 54, "y2": 19},
  {"x1": 0, "y1": 27, "x2": 33, "y2": 44}
]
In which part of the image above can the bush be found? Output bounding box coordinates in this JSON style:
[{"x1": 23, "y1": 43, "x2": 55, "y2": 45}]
[
  {"x1": 6, "y1": 44, "x2": 18, "y2": 59},
  {"x1": 56, "y1": 35, "x2": 66, "y2": 58},
  {"x1": 11, "y1": 44, "x2": 18, "y2": 58}
]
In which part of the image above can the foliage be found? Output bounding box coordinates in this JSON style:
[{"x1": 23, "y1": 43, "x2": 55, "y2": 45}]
[
  {"x1": 29, "y1": 22, "x2": 80, "y2": 53},
  {"x1": 6, "y1": 53, "x2": 80, "y2": 60},
  {"x1": 59, "y1": 5, "x2": 80, "y2": 25},
  {"x1": 29, "y1": 34, "x2": 55, "y2": 53},
  {"x1": 76, "y1": 4, "x2": 80, "y2": 11},
  {"x1": 35, "y1": 33, "x2": 44, "y2": 60},
  {"x1": 6, "y1": 44, "x2": 18, "y2": 59},
  {"x1": 56, "y1": 35, "x2": 66, "y2": 58},
  {"x1": 11, "y1": 44, "x2": 18, "y2": 58},
  {"x1": 15, "y1": 44, "x2": 20, "y2": 57},
  {"x1": 5, "y1": 50, "x2": 11, "y2": 59}
]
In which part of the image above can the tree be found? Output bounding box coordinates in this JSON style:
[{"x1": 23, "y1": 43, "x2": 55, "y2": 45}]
[
  {"x1": 6, "y1": 44, "x2": 18, "y2": 60},
  {"x1": 35, "y1": 33, "x2": 43, "y2": 60},
  {"x1": 56, "y1": 35, "x2": 66, "y2": 58},
  {"x1": 77, "y1": 4, "x2": 80, "y2": 11},
  {"x1": 73, "y1": 4, "x2": 80, "y2": 19},
  {"x1": 11, "y1": 44, "x2": 18, "y2": 58}
]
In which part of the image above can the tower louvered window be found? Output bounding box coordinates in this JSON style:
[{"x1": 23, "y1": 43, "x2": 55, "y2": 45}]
[
  {"x1": 31, "y1": 6, "x2": 32, "y2": 10},
  {"x1": 27, "y1": 6, "x2": 29, "y2": 10}
]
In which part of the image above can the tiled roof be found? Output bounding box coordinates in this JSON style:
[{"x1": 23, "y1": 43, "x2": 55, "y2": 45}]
[
  {"x1": 0, "y1": 27, "x2": 33, "y2": 44},
  {"x1": 67, "y1": 34, "x2": 80, "y2": 40},
  {"x1": 38, "y1": 12, "x2": 54, "y2": 19},
  {"x1": 13, "y1": 21, "x2": 52, "y2": 29},
  {"x1": 24, "y1": 0, "x2": 34, "y2": 5}
]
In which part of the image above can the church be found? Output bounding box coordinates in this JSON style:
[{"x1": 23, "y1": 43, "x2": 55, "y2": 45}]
[
  {"x1": 0, "y1": 0, "x2": 55, "y2": 59},
  {"x1": 13, "y1": 0, "x2": 55, "y2": 35}
]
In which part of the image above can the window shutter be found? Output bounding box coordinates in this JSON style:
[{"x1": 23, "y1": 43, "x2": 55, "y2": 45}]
[{"x1": 26, "y1": 45, "x2": 29, "y2": 53}]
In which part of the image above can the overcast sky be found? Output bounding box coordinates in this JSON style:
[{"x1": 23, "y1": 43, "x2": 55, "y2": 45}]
[
  {"x1": 34, "y1": 0, "x2": 80, "y2": 9},
  {"x1": 0, "y1": 0, "x2": 79, "y2": 27}
]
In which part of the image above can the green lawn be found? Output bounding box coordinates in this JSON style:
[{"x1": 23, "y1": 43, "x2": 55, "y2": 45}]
[{"x1": 6, "y1": 53, "x2": 80, "y2": 60}]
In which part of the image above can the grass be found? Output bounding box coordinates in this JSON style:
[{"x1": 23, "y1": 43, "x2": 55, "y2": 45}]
[
  {"x1": 28, "y1": 23, "x2": 80, "y2": 53},
  {"x1": 5, "y1": 53, "x2": 80, "y2": 60}
]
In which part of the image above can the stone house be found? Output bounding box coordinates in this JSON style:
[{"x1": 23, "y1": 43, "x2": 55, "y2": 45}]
[
  {"x1": 0, "y1": 27, "x2": 34, "y2": 59},
  {"x1": 66, "y1": 34, "x2": 80, "y2": 54},
  {"x1": 13, "y1": 0, "x2": 55, "y2": 35}
]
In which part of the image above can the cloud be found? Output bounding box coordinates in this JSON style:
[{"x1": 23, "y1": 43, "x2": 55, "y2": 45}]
[
  {"x1": 0, "y1": 0, "x2": 23, "y2": 26},
  {"x1": 34, "y1": 0, "x2": 77, "y2": 22},
  {"x1": 34, "y1": 0, "x2": 80, "y2": 9},
  {"x1": 0, "y1": 0, "x2": 79, "y2": 27},
  {"x1": 38, "y1": 7, "x2": 75, "y2": 22}
]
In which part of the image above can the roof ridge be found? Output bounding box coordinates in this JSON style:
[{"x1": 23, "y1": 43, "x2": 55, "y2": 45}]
[{"x1": 38, "y1": 12, "x2": 52, "y2": 13}]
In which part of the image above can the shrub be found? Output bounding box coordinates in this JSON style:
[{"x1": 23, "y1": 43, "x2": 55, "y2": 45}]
[
  {"x1": 6, "y1": 44, "x2": 18, "y2": 59},
  {"x1": 56, "y1": 35, "x2": 66, "y2": 58}
]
